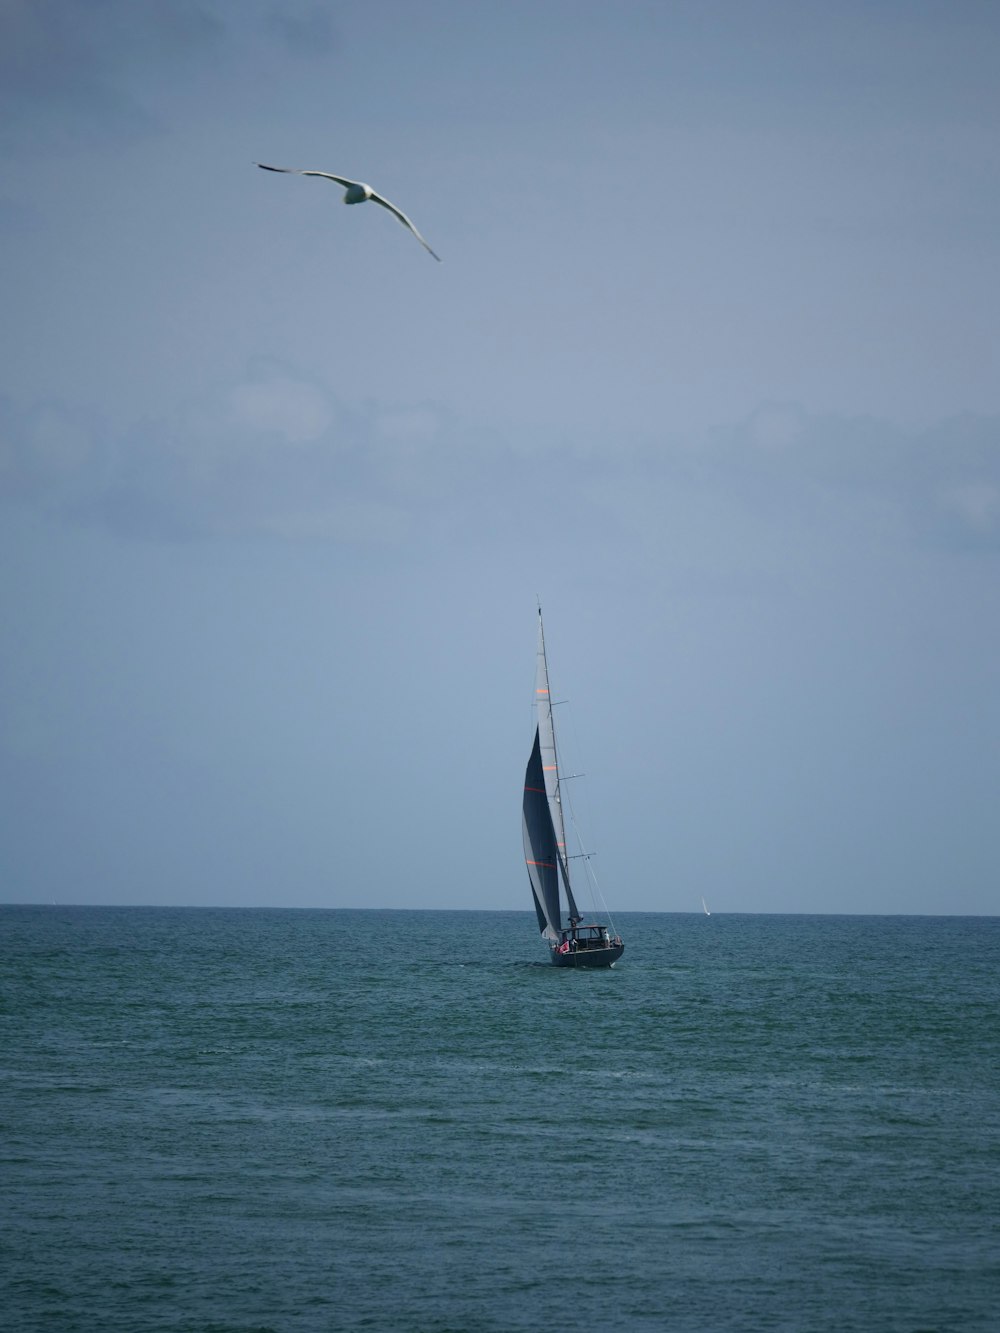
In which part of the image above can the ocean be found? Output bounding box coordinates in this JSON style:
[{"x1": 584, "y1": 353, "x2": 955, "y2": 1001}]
[{"x1": 1, "y1": 907, "x2": 997, "y2": 1331}]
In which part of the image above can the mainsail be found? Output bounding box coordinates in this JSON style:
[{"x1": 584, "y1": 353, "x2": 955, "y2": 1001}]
[
  {"x1": 522, "y1": 728, "x2": 561, "y2": 939},
  {"x1": 522, "y1": 609, "x2": 581, "y2": 938}
]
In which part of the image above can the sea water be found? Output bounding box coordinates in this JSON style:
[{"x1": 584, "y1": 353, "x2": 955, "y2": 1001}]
[{"x1": 1, "y1": 907, "x2": 997, "y2": 1332}]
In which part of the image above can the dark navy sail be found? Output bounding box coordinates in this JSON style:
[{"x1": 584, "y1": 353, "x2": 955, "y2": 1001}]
[{"x1": 522, "y1": 728, "x2": 561, "y2": 940}]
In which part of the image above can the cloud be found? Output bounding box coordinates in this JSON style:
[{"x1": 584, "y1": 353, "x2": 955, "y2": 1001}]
[
  {"x1": 943, "y1": 482, "x2": 1000, "y2": 533},
  {"x1": 226, "y1": 376, "x2": 334, "y2": 443},
  {"x1": 747, "y1": 402, "x2": 807, "y2": 452},
  {"x1": 0, "y1": 0, "x2": 224, "y2": 152},
  {"x1": 265, "y1": 5, "x2": 338, "y2": 59},
  {"x1": 0, "y1": 397, "x2": 98, "y2": 505},
  {"x1": 3, "y1": 374, "x2": 999, "y2": 562},
  {"x1": 700, "y1": 407, "x2": 1000, "y2": 551},
  {"x1": 374, "y1": 405, "x2": 445, "y2": 446},
  {"x1": 88, "y1": 364, "x2": 357, "y2": 541},
  {"x1": 0, "y1": 1, "x2": 338, "y2": 154},
  {"x1": 0, "y1": 363, "x2": 441, "y2": 544}
]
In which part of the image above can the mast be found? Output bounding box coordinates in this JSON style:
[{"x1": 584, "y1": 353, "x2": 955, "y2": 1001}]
[{"x1": 535, "y1": 607, "x2": 582, "y2": 926}]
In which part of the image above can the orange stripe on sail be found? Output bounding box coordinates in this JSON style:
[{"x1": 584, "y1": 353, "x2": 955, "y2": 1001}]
[{"x1": 526, "y1": 860, "x2": 555, "y2": 868}]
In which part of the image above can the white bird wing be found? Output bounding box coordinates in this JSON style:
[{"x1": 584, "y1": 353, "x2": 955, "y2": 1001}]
[
  {"x1": 255, "y1": 163, "x2": 360, "y2": 189},
  {"x1": 368, "y1": 191, "x2": 442, "y2": 261},
  {"x1": 255, "y1": 164, "x2": 441, "y2": 261}
]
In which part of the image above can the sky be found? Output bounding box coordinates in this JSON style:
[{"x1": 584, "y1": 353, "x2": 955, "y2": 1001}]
[{"x1": 1, "y1": 0, "x2": 998, "y2": 916}]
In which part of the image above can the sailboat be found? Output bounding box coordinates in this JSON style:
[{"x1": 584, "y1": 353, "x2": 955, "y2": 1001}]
[
  {"x1": 702, "y1": 896, "x2": 711, "y2": 916},
  {"x1": 522, "y1": 608, "x2": 624, "y2": 968}
]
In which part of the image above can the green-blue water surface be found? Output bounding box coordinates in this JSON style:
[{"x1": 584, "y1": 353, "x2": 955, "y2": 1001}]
[{"x1": 2, "y1": 907, "x2": 998, "y2": 1331}]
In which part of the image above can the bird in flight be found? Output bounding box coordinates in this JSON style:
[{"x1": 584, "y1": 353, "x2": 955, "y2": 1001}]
[{"x1": 255, "y1": 163, "x2": 441, "y2": 261}]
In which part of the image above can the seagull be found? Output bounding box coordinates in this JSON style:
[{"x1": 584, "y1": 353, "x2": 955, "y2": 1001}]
[{"x1": 255, "y1": 163, "x2": 441, "y2": 261}]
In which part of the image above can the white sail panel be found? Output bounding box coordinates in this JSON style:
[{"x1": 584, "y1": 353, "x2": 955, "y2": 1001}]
[{"x1": 535, "y1": 613, "x2": 567, "y2": 872}]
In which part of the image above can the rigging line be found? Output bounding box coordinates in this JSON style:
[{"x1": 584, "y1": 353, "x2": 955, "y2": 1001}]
[
  {"x1": 567, "y1": 701, "x2": 602, "y2": 869},
  {"x1": 560, "y1": 761, "x2": 607, "y2": 921},
  {"x1": 571, "y1": 827, "x2": 618, "y2": 934},
  {"x1": 553, "y1": 689, "x2": 620, "y2": 934},
  {"x1": 562, "y1": 717, "x2": 617, "y2": 925},
  {"x1": 559, "y1": 741, "x2": 618, "y2": 933}
]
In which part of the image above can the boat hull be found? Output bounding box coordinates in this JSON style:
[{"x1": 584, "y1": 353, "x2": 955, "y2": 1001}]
[{"x1": 550, "y1": 942, "x2": 624, "y2": 969}]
